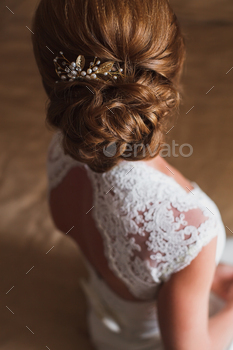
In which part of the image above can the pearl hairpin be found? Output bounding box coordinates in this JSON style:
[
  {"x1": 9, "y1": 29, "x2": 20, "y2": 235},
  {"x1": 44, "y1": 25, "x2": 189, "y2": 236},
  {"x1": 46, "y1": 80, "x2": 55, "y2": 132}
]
[{"x1": 54, "y1": 52, "x2": 124, "y2": 83}]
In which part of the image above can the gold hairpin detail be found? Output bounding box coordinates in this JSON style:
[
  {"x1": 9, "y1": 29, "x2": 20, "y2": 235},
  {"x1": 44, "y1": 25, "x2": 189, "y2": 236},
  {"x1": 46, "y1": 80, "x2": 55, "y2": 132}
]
[{"x1": 54, "y1": 52, "x2": 125, "y2": 83}]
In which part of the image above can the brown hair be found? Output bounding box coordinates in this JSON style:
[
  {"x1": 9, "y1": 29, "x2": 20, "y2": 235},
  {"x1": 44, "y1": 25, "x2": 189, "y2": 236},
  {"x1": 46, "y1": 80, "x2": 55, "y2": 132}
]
[{"x1": 32, "y1": 0, "x2": 186, "y2": 173}]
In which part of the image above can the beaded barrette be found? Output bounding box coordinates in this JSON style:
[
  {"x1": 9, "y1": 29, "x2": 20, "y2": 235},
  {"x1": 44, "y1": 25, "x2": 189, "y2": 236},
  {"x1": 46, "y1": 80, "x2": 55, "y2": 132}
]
[{"x1": 54, "y1": 52, "x2": 125, "y2": 83}]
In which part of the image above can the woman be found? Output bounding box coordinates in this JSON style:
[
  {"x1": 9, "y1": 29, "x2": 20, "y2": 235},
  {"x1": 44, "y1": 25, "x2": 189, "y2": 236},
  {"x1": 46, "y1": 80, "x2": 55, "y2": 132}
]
[{"x1": 32, "y1": 0, "x2": 233, "y2": 349}]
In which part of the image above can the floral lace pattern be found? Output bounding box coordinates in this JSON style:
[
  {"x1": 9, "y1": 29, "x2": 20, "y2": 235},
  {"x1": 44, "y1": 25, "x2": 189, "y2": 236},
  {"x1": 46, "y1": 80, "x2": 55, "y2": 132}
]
[{"x1": 47, "y1": 131, "x2": 226, "y2": 300}]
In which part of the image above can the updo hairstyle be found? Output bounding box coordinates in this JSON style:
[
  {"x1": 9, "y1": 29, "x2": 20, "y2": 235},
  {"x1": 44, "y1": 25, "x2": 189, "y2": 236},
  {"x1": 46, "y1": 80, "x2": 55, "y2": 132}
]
[{"x1": 32, "y1": 0, "x2": 186, "y2": 173}]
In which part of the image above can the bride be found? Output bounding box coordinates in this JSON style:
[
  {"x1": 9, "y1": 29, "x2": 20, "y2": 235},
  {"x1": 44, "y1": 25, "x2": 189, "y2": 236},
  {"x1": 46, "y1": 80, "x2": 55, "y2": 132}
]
[{"x1": 32, "y1": 0, "x2": 233, "y2": 349}]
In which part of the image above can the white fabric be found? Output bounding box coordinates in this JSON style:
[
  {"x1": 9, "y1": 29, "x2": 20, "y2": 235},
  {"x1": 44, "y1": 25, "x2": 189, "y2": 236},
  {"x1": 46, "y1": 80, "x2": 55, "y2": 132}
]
[
  {"x1": 47, "y1": 131, "x2": 233, "y2": 349},
  {"x1": 80, "y1": 240, "x2": 233, "y2": 350},
  {"x1": 79, "y1": 240, "x2": 233, "y2": 350}
]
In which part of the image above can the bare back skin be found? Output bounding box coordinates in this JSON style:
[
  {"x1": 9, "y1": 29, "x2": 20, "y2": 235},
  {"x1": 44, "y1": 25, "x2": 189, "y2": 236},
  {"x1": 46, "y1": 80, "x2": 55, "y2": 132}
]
[{"x1": 49, "y1": 155, "x2": 196, "y2": 302}]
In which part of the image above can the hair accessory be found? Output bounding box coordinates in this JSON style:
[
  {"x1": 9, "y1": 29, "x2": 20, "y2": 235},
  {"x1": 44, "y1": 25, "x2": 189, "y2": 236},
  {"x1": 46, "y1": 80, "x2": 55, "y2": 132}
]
[{"x1": 54, "y1": 52, "x2": 125, "y2": 83}]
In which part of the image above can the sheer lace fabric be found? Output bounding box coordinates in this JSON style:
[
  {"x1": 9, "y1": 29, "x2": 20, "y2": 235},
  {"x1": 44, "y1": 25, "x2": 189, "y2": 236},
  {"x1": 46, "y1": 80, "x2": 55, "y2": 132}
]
[{"x1": 47, "y1": 131, "x2": 226, "y2": 300}]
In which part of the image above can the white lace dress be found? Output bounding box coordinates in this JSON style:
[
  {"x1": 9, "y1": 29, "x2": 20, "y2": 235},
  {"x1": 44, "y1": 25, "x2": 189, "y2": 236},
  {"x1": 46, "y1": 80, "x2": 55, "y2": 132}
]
[{"x1": 47, "y1": 131, "x2": 233, "y2": 350}]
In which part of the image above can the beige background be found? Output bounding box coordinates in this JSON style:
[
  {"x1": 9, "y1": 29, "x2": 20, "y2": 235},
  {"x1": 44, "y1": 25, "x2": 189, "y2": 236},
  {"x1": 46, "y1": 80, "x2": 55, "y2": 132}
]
[{"x1": 0, "y1": 0, "x2": 233, "y2": 349}]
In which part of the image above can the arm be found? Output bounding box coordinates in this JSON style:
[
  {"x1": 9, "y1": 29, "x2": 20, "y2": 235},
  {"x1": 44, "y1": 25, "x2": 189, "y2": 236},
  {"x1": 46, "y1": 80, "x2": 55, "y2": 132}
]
[
  {"x1": 157, "y1": 236, "x2": 233, "y2": 350},
  {"x1": 211, "y1": 263, "x2": 233, "y2": 302}
]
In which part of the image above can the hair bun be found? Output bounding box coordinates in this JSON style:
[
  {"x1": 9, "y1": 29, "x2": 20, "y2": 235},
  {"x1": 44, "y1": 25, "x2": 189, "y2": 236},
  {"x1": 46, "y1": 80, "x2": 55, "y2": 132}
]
[
  {"x1": 46, "y1": 72, "x2": 180, "y2": 173},
  {"x1": 32, "y1": 0, "x2": 185, "y2": 172}
]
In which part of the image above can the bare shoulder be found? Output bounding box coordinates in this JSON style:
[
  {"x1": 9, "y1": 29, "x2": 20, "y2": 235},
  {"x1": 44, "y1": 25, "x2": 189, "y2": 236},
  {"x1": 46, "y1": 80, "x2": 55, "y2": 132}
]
[{"x1": 154, "y1": 155, "x2": 195, "y2": 192}]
